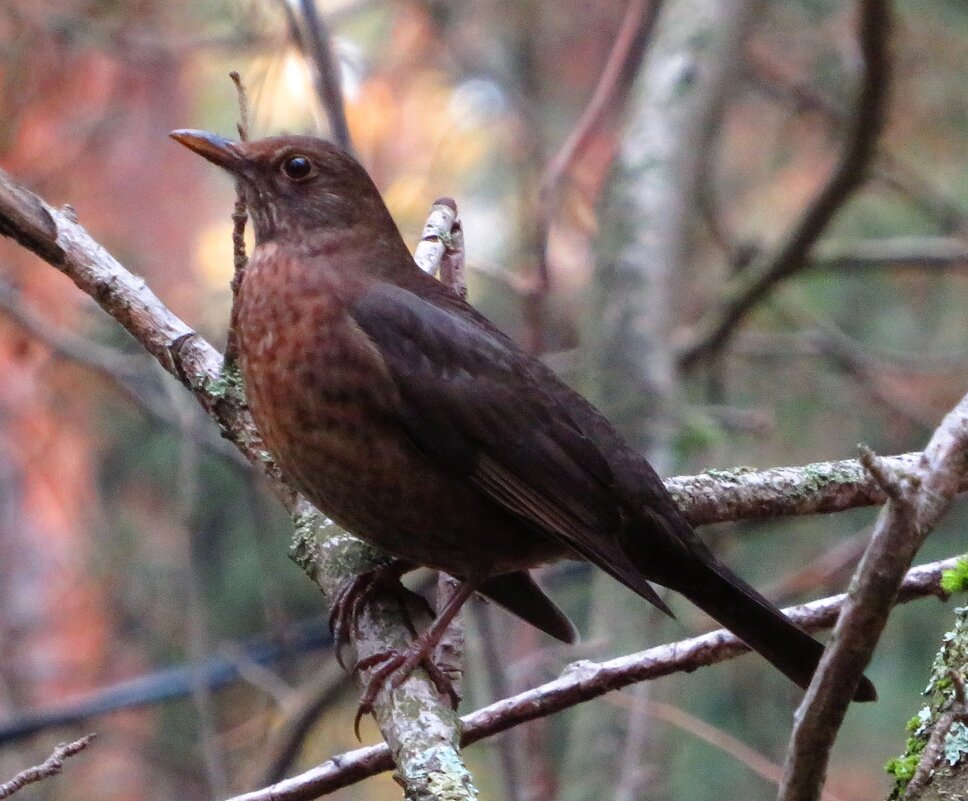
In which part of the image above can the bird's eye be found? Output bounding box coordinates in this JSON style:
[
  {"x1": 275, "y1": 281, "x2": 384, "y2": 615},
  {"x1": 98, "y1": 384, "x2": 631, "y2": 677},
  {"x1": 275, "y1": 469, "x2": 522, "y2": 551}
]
[{"x1": 281, "y1": 155, "x2": 314, "y2": 181}]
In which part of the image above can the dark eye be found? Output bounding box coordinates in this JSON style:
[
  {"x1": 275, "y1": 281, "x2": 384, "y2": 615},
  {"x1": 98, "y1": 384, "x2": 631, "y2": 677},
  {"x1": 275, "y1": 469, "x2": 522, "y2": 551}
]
[{"x1": 281, "y1": 155, "x2": 313, "y2": 181}]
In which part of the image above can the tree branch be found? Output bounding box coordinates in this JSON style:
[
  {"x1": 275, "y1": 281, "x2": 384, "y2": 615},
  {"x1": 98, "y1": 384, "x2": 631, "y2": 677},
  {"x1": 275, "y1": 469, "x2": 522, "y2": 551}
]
[
  {"x1": 0, "y1": 164, "x2": 474, "y2": 801},
  {"x1": 778, "y1": 388, "x2": 968, "y2": 801},
  {"x1": 0, "y1": 735, "x2": 96, "y2": 800},
  {"x1": 222, "y1": 556, "x2": 960, "y2": 801},
  {"x1": 678, "y1": 0, "x2": 893, "y2": 368}
]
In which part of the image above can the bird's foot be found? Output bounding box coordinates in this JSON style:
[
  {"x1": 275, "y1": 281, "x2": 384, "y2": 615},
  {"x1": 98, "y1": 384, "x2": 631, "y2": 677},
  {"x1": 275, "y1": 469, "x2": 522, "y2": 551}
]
[
  {"x1": 352, "y1": 639, "x2": 460, "y2": 737},
  {"x1": 327, "y1": 560, "x2": 425, "y2": 668}
]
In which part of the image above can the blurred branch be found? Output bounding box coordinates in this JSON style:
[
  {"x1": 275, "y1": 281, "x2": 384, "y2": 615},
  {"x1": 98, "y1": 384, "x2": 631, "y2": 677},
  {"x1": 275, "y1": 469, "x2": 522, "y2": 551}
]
[
  {"x1": 811, "y1": 237, "x2": 968, "y2": 271},
  {"x1": 537, "y1": 0, "x2": 663, "y2": 276},
  {"x1": 0, "y1": 735, "x2": 96, "y2": 800},
  {"x1": 772, "y1": 294, "x2": 943, "y2": 428},
  {"x1": 0, "y1": 619, "x2": 332, "y2": 746},
  {"x1": 779, "y1": 390, "x2": 968, "y2": 801},
  {"x1": 732, "y1": 330, "x2": 968, "y2": 373},
  {"x1": 745, "y1": 48, "x2": 968, "y2": 235},
  {"x1": 0, "y1": 276, "x2": 144, "y2": 379},
  {"x1": 541, "y1": 0, "x2": 661, "y2": 205},
  {"x1": 763, "y1": 531, "x2": 868, "y2": 603},
  {"x1": 223, "y1": 555, "x2": 960, "y2": 801},
  {"x1": 170, "y1": 384, "x2": 230, "y2": 797},
  {"x1": 679, "y1": 0, "x2": 893, "y2": 368},
  {"x1": 253, "y1": 660, "x2": 349, "y2": 786},
  {"x1": 602, "y1": 696, "x2": 846, "y2": 801}
]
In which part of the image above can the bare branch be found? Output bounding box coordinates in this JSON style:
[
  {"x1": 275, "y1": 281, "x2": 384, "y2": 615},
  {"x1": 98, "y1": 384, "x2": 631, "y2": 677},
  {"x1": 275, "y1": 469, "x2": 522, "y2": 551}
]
[
  {"x1": 779, "y1": 388, "x2": 968, "y2": 801},
  {"x1": 0, "y1": 735, "x2": 96, "y2": 800},
  {"x1": 222, "y1": 556, "x2": 959, "y2": 801},
  {"x1": 665, "y1": 450, "x2": 968, "y2": 526},
  {"x1": 811, "y1": 237, "x2": 968, "y2": 271},
  {"x1": 679, "y1": 0, "x2": 893, "y2": 368}
]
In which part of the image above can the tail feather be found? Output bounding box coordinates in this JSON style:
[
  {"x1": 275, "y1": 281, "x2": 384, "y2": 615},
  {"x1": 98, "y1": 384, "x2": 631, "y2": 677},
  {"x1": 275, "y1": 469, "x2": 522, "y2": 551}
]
[
  {"x1": 478, "y1": 571, "x2": 579, "y2": 644},
  {"x1": 686, "y1": 562, "x2": 877, "y2": 702}
]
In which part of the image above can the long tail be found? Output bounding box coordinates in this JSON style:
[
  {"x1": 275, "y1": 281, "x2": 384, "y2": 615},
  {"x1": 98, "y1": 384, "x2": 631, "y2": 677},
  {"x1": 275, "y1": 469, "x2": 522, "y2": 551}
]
[{"x1": 684, "y1": 560, "x2": 877, "y2": 702}]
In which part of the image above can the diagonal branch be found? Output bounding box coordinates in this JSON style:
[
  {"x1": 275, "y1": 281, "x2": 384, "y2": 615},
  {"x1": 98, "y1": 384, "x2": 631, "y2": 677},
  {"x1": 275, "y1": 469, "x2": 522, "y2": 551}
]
[
  {"x1": 0, "y1": 165, "x2": 473, "y2": 801},
  {"x1": 294, "y1": 0, "x2": 353, "y2": 153},
  {"x1": 778, "y1": 389, "x2": 968, "y2": 801},
  {"x1": 678, "y1": 0, "x2": 892, "y2": 368}
]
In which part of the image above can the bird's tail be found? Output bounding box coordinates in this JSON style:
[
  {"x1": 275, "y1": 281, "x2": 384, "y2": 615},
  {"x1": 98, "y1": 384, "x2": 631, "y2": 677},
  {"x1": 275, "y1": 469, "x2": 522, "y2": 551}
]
[{"x1": 683, "y1": 560, "x2": 877, "y2": 702}]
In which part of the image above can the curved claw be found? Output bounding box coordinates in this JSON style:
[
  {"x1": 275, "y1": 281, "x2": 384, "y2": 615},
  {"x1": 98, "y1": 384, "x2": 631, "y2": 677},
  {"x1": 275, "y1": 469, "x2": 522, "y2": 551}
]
[
  {"x1": 351, "y1": 646, "x2": 460, "y2": 739},
  {"x1": 327, "y1": 561, "x2": 419, "y2": 669}
]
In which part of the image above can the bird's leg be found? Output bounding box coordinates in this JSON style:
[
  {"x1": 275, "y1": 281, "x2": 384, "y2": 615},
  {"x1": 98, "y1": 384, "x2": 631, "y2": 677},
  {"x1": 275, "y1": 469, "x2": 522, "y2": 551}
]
[
  {"x1": 352, "y1": 578, "x2": 478, "y2": 735},
  {"x1": 328, "y1": 559, "x2": 427, "y2": 668}
]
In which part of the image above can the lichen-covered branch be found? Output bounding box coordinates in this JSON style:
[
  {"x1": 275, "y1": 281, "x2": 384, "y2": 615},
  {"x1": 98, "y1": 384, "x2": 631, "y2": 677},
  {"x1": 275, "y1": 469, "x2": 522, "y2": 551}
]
[
  {"x1": 888, "y1": 603, "x2": 968, "y2": 800},
  {"x1": 666, "y1": 451, "x2": 968, "y2": 526}
]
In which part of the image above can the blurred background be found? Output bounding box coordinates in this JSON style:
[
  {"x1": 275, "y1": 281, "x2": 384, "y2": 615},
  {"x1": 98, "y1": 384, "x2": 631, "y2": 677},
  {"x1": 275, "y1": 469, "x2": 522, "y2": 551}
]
[{"x1": 0, "y1": 0, "x2": 966, "y2": 799}]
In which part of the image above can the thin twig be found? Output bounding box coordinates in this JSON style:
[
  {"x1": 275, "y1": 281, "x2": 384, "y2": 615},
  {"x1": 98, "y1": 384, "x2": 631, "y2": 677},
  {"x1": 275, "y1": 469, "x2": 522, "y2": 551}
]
[
  {"x1": 601, "y1": 696, "x2": 847, "y2": 801},
  {"x1": 679, "y1": 0, "x2": 893, "y2": 367},
  {"x1": 0, "y1": 734, "x2": 96, "y2": 799},
  {"x1": 225, "y1": 71, "x2": 250, "y2": 365}
]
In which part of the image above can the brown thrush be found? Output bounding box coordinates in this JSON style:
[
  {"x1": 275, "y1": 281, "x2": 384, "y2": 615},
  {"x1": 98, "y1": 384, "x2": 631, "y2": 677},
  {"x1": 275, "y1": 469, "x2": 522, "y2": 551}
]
[{"x1": 171, "y1": 129, "x2": 876, "y2": 726}]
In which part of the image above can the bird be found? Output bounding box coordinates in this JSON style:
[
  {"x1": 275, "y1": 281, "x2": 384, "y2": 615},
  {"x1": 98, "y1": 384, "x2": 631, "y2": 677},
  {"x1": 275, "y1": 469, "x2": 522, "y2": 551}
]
[{"x1": 171, "y1": 129, "x2": 877, "y2": 726}]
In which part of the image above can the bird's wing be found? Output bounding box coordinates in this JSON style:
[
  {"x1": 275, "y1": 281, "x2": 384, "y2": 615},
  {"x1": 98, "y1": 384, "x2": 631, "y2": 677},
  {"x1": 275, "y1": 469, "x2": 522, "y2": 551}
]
[{"x1": 350, "y1": 280, "x2": 673, "y2": 615}]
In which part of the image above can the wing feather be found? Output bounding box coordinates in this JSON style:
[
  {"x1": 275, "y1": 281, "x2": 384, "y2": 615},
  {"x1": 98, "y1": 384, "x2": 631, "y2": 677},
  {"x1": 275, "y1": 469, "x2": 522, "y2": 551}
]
[{"x1": 350, "y1": 281, "x2": 673, "y2": 616}]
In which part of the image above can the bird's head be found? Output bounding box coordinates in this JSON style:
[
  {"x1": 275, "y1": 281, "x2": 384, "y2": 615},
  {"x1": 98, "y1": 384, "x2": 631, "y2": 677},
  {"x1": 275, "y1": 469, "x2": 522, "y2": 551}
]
[{"x1": 170, "y1": 130, "x2": 393, "y2": 246}]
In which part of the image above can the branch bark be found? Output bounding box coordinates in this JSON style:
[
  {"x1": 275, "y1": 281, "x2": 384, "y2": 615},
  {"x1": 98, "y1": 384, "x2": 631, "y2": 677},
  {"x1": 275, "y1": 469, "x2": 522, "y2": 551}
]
[{"x1": 0, "y1": 735, "x2": 95, "y2": 800}]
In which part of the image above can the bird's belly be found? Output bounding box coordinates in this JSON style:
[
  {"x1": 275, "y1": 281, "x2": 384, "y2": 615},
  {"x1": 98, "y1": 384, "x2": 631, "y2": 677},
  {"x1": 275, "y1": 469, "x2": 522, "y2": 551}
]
[
  {"x1": 239, "y1": 287, "x2": 561, "y2": 577},
  {"x1": 260, "y1": 390, "x2": 560, "y2": 575}
]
